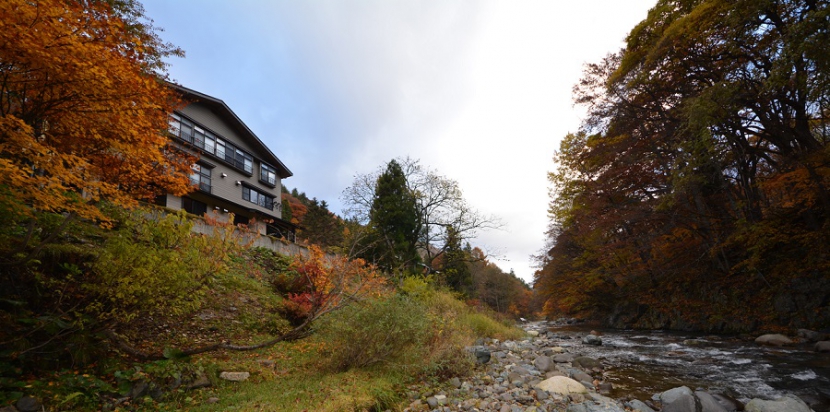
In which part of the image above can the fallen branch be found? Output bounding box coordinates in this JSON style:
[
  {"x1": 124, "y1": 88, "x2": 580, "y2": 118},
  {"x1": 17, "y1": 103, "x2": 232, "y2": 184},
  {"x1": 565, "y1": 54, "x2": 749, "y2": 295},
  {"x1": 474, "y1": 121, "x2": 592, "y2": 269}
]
[{"x1": 105, "y1": 317, "x2": 315, "y2": 361}]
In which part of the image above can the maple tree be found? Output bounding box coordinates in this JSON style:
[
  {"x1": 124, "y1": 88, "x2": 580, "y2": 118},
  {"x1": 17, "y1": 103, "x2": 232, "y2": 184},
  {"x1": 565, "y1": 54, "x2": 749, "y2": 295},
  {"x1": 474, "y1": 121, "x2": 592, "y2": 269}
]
[
  {"x1": 0, "y1": 0, "x2": 192, "y2": 261},
  {"x1": 536, "y1": 0, "x2": 830, "y2": 331}
]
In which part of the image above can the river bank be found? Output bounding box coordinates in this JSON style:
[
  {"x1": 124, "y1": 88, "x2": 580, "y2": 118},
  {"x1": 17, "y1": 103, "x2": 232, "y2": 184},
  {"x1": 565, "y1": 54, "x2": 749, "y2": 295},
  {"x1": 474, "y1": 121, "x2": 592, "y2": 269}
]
[{"x1": 402, "y1": 321, "x2": 830, "y2": 412}]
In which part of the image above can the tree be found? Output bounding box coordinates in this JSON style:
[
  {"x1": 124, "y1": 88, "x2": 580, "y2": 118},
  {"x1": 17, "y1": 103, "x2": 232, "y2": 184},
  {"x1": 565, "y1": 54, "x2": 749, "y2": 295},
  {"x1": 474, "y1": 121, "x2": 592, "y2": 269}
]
[
  {"x1": 439, "y1": 225, "x2": 473, "y2": 295},
  {"x1": 299, "y1": 198, "x2": 344, "y2": 248},
  {"x1": 0, "y1": 0, "x2": 191, "y2": 262},
  {"x1": 342, "y1": 157, "x2": 501, "y2": 269},
  {"x1": 536, "y1": 0, "x2": 830, "y2": 331},
  {"x1": 367, "y1": 159, "x2": 422, "y2": 273}
]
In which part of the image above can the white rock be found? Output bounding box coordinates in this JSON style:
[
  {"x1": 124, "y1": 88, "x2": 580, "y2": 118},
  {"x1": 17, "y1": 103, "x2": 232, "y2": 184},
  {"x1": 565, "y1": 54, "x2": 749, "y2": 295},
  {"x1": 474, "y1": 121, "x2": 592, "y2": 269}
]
[
  {"x1": 754, "y1": 333, "x2": 793, "y2": 346},
  {"x1": 528, "y1": 330, "x2": 540, "y2": 337},
  {"x1": 534, "y1": 376, "x2": 587, "y2": 395},
  {"x1": 219, "y1": 371, "x2": 250, "y2": 382},
  {"x1": 745, "y1": 395, "x2": 812, "y2": 412}
]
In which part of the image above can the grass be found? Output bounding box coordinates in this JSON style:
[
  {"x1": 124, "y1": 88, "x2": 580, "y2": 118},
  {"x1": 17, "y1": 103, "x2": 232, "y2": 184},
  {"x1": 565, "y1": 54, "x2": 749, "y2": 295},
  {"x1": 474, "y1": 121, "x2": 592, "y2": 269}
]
[{"x1": 148, "y1": 338, "x2": 408, "y2": 412}]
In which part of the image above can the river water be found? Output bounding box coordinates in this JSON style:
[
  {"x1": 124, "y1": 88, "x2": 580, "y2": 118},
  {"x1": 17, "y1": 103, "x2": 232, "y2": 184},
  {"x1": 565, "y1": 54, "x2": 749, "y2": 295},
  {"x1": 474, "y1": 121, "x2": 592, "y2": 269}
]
[{"x1": 542, "y1": 323, "x2": 830, "y2": 411}]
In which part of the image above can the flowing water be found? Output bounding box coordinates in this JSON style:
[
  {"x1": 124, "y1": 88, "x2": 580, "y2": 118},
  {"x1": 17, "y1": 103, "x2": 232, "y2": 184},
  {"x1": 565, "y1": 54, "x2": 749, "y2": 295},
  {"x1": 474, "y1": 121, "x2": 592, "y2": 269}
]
[{"x1": 542, "y1": 323, "x2": 830, "y2": 410}]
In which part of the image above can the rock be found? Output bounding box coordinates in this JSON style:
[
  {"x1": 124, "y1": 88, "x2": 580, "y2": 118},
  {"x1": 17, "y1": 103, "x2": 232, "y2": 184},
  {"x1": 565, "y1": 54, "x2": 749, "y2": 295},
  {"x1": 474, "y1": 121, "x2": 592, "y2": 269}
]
[
  {"x1": 435, "y1": 394, "x2": 448, "y2": 406},
  {"x1": 475, "y1": 348, "x2": 492, "y2": 364},
  {"x1": 219, "y1": 371, "x2": 250, "y2": 382},
  {"x1": 656, "y1": 386, "x2": 694, "y2": 405},
  {"x1": 536, "y1": 389, "x2": 549, "y2": 401},
  {"x1": 426, "y1": 396, "x2": 439, "y2": 408},
  {"x1": 754, "y1": 333, "x2": 793, "y2": 346},
  {"x1": 571, "y1": 371, "x2": 593, "y2": 384},
  {"x1": 745, "y1": 395, "x2": 812, "y2": 412},
  {"x1": 598, "y1": 382, "x2": 613, "y2": 395},
  {"x1": 129, "y1": 381, "x2": 149, "y2": 399},
  {"x1": 207, "y1": 397, "x2": 220, "y2": 404},
  {"x1": 662, "y1": 392, "x2": 697, "y2": 412},
  {"x1": 16, "y1": 397, "x2": 41, "y2": 412},
  {"x1": 528, "y1": 330, "x2": 540, "y2": 337},
  {"x1": 535, "y1": 376, "x2": 588, "y2": 395},
  {"x1": 815, "y1": 341, "x2": 830, "y2": 352},
  {"x1": 573, "y1": 356, "x2": 602, "y2": 370},
  {"x1": 449, "y1": 377, "x2": 462, "y2": 388},
  {"x1": 554, "y1": 353, "x2": 576, "y2": 363},
  {"x1": 533, "y1": 356, "x2": 553, "y2": 372},
  {"x1": 797, "y1": 329, "x2": 824, "y2": 342},
  {"x1": 711, "y1": 393, "x2": 744, "y2": 411},
  {"x1": 186, "y1": 374, "x2": 212, "y2": 390},
  {"x1": 625, "y1": 399, "x2": 656, "y2": 412},
  {"x1": 694, "y1": 391, "x2": 729, "y2": 412},
  {"x1": 583, "y1": 334, "x2": 603, "y2": 346}
]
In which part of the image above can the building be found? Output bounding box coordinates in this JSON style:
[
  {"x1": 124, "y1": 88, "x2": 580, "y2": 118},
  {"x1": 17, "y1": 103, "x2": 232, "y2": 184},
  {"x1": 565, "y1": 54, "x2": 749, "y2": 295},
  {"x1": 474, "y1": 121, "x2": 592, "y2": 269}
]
[{"x1": 156, "y1": 84, "x2": 297, "y2": 240}]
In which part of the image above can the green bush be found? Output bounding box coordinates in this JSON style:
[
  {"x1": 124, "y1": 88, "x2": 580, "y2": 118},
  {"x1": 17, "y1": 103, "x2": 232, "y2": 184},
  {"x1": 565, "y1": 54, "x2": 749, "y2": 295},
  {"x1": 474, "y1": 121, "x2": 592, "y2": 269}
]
[
  {"x1": 85, "y1": 208, "x2": 239, "y2": 323},
  {"x1": 317, "y1": 295, "x2": 431, "y2": 371}
]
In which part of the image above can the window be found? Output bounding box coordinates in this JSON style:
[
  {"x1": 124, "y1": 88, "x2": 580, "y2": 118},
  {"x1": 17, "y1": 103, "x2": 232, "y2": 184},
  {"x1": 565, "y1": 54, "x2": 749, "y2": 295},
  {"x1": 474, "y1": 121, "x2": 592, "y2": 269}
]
[
  {"x1": 182, "y1": 197, "x2": 207, "y2": 216},
  {"x1": 168, "y1": 114, "x2": 255, "y2": 175},
  {"x1": 260, "y1": 163, "x2": 277, "y2": 185},
  {"x1": 190, "y1": 164, "x2": 211, "y2": 193},
  {"x1": 242, "y1": 186, "x2": 275, "y2": 210}
]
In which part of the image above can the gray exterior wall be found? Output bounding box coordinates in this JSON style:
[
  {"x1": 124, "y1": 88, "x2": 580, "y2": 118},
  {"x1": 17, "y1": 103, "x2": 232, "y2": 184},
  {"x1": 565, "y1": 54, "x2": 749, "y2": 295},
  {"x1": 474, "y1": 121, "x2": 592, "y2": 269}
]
[{"x1": 175, "y1": 102, "x2": 283, "y2": 221}]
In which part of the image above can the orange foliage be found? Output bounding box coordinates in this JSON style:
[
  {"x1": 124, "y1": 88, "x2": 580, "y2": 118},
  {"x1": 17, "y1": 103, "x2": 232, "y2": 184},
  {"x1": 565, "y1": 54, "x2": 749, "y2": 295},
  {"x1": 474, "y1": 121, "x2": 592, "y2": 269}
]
[
  {"x1": 0, "y1": 0, "x2": 192, "y2": 223},
  {"x1": 284, "y1": 245, "x2": 387, "y2": 321}
]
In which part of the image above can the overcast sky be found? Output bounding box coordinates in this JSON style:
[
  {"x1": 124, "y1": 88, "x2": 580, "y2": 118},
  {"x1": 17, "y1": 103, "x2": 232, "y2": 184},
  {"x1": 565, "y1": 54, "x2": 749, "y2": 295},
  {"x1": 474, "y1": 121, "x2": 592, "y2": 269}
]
[{"x1": 141, "y1": 0, "x2": 655, "y2": 283}]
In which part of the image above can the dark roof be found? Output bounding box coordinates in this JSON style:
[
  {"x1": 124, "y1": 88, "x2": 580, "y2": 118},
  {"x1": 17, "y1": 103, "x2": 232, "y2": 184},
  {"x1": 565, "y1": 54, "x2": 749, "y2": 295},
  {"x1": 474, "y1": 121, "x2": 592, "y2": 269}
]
[{"x1": 168, "y1": 83, "x2": 293, "y2": 178}]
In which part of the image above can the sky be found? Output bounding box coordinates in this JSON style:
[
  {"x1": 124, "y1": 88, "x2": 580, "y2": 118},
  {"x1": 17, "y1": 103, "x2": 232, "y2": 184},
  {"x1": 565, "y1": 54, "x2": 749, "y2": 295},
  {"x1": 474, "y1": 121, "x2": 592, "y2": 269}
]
[{"x1": 140, "y1": 0, "x2": 655, "y2": 284}]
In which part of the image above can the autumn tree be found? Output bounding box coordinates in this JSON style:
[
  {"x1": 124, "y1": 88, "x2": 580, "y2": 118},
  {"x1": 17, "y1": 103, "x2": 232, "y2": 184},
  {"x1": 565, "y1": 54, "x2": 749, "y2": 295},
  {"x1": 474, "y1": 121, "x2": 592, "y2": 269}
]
[
  {"x1": 0, "y1": 0, "x2": 192, "y2": 263},
  {"x1": 536, "y1": 0, "x2": 830, "y2": 331}
]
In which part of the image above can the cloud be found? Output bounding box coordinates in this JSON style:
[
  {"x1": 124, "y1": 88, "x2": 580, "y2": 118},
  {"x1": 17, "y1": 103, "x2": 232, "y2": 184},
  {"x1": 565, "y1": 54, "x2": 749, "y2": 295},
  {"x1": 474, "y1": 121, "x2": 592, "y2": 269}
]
[{"x1": 141, "y1": 0, "x2": 655, "y2": 282}]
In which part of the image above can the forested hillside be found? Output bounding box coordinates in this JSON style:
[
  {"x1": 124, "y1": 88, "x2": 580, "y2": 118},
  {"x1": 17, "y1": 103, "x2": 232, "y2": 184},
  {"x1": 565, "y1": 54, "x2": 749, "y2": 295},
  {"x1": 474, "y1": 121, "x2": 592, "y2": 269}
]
[{"x1": 535, "y1": 0, "x2": 830, "y2": 332}]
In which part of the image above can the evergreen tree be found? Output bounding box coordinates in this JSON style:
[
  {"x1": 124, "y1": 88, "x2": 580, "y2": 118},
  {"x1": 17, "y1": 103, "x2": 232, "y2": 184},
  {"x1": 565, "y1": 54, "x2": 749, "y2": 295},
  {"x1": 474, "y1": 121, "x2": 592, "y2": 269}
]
[
  {"x1": 300, "y1": 198, "x2": 344, "y2": 248},
  {"x1": 442, "y1": 225, "x2": 473, "y2": 295},
  {"x1": 368, "y1": 159, "x2": 421, "y2": 273}
]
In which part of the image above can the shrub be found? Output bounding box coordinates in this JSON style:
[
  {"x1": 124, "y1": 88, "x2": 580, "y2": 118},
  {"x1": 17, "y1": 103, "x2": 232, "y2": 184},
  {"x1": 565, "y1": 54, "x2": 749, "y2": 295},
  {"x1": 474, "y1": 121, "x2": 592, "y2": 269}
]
[{"x1": 317, "y1": 295, "x2": 431, "y2": 371}]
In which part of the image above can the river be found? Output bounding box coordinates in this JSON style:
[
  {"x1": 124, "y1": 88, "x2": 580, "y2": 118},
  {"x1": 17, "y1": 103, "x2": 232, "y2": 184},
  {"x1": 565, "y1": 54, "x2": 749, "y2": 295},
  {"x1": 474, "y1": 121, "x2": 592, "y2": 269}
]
[{"x1": 541, "y1": 322, "x2": 830, "y2": 411}]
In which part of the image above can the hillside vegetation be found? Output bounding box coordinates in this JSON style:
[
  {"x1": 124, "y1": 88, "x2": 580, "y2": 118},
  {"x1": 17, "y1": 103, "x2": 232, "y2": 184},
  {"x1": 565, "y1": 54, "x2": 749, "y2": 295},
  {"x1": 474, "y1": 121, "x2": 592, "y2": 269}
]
[
  {"x1": 535, "y1": 0, "x2": 830, "y2": 332},
  {"x1": 0, "y1": 206, "x2": 524, "y2": 410}
]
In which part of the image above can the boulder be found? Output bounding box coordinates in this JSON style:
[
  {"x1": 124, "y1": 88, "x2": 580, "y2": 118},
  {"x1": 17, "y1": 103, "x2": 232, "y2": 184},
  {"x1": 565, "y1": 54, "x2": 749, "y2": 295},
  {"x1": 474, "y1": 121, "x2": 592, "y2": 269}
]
[
  {"x1": 797, "y1": 329, "x2": 824, "y2": 342},
  {"x1": 475, "y1": 348, "x2": 492, "y2": 364},
  {"x1": 16, "y1": 397, "x2": 42, "y2": 412},
  {"x1": 534, "y1": 355, "x2": 553, "y2": 372},
  {"x1": 625, "y1": 399, "x2": 656, "y2": 412},
  {"x1": 655, "y1": 386, "x2": 694, "y2": 405},
  {"x1": 694, "y1": 391, "x2": 729, "y2": 412},
  {"x1": 711, "y1": 393, "x2": 744, "y2": 411},
  {"x1": 745, "y1": 395, "x2": 812, "y2": 412},
  {"x1": 554, "y1": 353, "x2": 576, "y2": 363},
  {"x1": 535, "y1": 376, "x2": 588, "y2": 395},
  {"x1": 573, "y1": 356, "x2": 602, "y2": 370},
  {"x1": 662, "y1": 391, "x2": 697, "y2": 412},
  {"x1": 186, "y1": 374, "x2": 212, "y2": 390},
  {"x1": 754, "y1": 334, "x2": 793, "y2": 346},
  {"x1": 528, "y1": 330, "x2": 540, "y2": 337},
  {"x1": 815, "y1": 341, "x2": 830, "y2": 353},
  {"x1": 583, "y1": 334, "x2": 603, "y2": 345}
]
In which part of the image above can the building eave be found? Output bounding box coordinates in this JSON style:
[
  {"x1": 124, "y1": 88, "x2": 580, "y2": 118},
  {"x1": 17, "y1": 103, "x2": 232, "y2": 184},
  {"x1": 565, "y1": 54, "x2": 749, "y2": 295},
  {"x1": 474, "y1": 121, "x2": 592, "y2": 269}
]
[{"x1": 168, "y1": 82, "x2": 293, "y2": 179}]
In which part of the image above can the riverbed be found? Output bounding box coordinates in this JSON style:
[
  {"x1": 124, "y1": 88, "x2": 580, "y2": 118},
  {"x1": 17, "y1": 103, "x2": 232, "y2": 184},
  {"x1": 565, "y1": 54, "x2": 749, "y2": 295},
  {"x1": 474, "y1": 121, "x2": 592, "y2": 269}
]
[{"x1": 539, "y1": 322, "x2": 830, "y2": 411}]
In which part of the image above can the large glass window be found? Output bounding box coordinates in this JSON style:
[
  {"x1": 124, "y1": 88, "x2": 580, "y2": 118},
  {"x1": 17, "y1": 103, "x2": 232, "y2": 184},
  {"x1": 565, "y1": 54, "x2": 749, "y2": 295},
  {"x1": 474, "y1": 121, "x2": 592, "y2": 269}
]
[
  {"x1": 189, "y1": 164, "x2": 211, "y2": 193},
  {"x1": 168, "y1": 114, "x2": 254, "y2": 175},
  {"x1": 260, "y1": 163, "x2": 277, "y2": 185},
  {"x1": 242, "y1": 186, "x2": 275, "y2": 210},
  {"x1": 182, "y1": 196, "x2": 207, "y2": 216}
]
